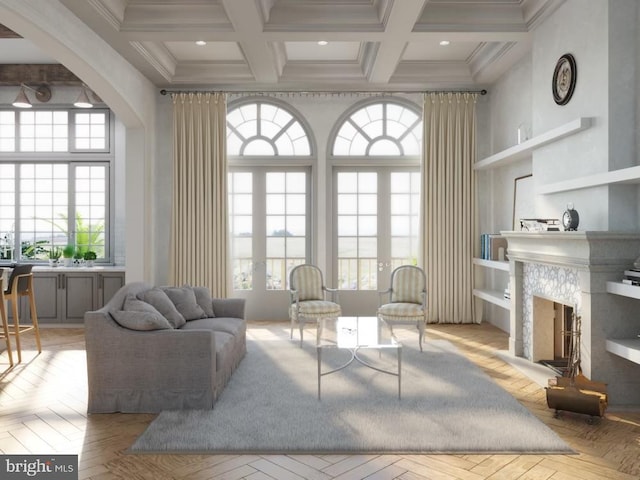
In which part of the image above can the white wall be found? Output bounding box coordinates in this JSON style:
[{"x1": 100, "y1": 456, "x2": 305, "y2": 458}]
[{"x1": 478, "y1": 0, "x2": 640, "y2": 332}]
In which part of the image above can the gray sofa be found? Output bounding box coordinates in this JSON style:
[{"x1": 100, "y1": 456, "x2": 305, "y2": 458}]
[{"x1": 85, "y1": 282, "x2": 246, "y2": 413}]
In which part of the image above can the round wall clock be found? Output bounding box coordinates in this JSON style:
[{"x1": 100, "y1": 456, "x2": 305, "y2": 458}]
[{"x1": 552, "y1": 53, "x2": 577, "y2": 105}]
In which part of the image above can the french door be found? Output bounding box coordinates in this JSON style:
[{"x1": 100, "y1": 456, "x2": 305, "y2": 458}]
[
  {"x1": 228, "y1": 167, "x2": 311, "y2": 320},
  {"x1": 333, "y1": 167, "x2": 420, "y2": 315}
]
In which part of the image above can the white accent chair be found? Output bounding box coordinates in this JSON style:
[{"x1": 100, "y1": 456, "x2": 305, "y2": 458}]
[
  {"x1": 289, "y1": 264, "x2": 341, "y2": 346},
  {"x1": 378, "y1": 265, "x2": 427, "y2": 351}
]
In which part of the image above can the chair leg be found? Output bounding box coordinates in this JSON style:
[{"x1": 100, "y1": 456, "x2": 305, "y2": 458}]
[
  {"x1": 10, "y1": 294, "x2": 22, "y2": 363},
  {"x1": 27, "y1": 290, "x2": 41, "y2": 354},
  {"x1": 299, "y1": 318, "x2": 304, "y2": 347},
  {"x1": 418, "y1": 320, "x2": 425, "y2": 352},
  {"x1": 0, "y1": 297, "x2": 13, "y2": 367}
]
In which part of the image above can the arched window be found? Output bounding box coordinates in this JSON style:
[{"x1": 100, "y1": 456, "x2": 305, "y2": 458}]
[
  {"x1": 226, "y1": 99, "x2": 313, "y2": 304},
  {"x1": 329, "y1": 99, "x2": 422, "y2": 299},
  {"x1": 227, "y1": 100, "x2": 311, "y2": 156},
  {"x1": 332, "y1": 101, "x2": 422, "y2": 156}
]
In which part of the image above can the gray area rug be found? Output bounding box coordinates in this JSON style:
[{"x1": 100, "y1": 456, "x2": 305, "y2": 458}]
[{"x1": 130, "y1": 334, "x2": 572, "y2": 454}]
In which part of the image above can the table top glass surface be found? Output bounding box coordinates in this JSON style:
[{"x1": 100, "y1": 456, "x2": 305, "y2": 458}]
[{"x1": 317, "y1": 316, "x2": 399, "y2": 349}]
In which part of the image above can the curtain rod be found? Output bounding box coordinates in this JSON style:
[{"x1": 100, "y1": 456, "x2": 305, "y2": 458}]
[{"x1": 159, "y1": 89, "x2": 487, "y2": 96}]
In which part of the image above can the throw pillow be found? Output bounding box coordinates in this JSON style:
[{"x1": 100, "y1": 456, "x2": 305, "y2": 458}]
[
  {"x1": 111, "y1": 310, "x2": 173, "y2": 331},
  {"x1": 191, "y1": 286, "x2": 215, "y2": 318},
  {"x1": 137, "y1": 287, "x2": 186, "y2": 328},
  {"x1": 161, "y1": 286, "x2": 207, "y2": 321}
]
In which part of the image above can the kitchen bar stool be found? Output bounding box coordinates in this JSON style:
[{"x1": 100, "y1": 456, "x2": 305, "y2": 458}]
[
  {"x1": 0, "y1": 272, "x2": 14, "y2": 367},
  {"x1": 4, "y1": 264, "x2": 41, "y2": 363}
]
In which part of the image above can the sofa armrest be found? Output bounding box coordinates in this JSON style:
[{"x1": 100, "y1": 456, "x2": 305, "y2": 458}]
[
  {"x1": 212, "y1": 298, "x2": 246, "y2": 319},
  {"x1": 85, "y1": 310, "x2": 216, "y2": 392}
]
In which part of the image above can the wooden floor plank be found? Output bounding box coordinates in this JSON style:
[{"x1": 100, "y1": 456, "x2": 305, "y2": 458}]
[{"x1": 0, "y1": 324, "x2": 639, "y2": 480}]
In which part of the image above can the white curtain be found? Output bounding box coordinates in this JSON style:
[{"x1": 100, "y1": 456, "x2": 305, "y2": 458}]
[
  {"x1": 170, "y1": 92, "x2": 230, "y2": 297},
  {"x1": 421, "y1": 92, "x2": 478, "y2": 324}
]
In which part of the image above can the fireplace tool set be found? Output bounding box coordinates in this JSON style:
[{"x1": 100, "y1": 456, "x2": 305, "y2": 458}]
[{"x1": 545, "y1": 310, "x2": 608, "y2": 423}]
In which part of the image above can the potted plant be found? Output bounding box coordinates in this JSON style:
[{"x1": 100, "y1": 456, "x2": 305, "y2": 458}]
[
  {"x1": 62, "y1": 244, "x2": 75, "y2": 267},
  {"x1": 73, "y1": 249, "x2": 84, "y2": 266},
  {"x1": 83, "y1": 250, "x2": 97, "y2": 267},
  {"x1": 47, "y1": 247, "x2": 62, "y2": 267}
]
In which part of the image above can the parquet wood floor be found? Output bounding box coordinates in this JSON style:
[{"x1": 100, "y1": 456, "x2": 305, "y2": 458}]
[{"x1": 1, "y1": 322, "x2": 639, "y2": 480}]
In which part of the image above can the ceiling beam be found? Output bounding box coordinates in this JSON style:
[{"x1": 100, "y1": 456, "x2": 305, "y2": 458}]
[
  {"x1": 0, "y1": 64, "x2": 82, "y2": 85},
  {"x1": 367, "y1": 0, "x2": 427, "y2": 84},
  {"x1": 0, "y1": 23, "x2": 21, "y2": 38},
  {"x1": 221, "y1": 0, "x2": 279, "y2": 83}
]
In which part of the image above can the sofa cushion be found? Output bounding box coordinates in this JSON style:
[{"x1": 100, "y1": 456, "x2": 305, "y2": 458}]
[
  {"x1": 137, "y1": 287, "x2": 186, "y2": 328},
  {"x1": 161, "y1": 286, "x2": 207, "y2": 321},
  {"x1": 192, "y1": 286, "x2": 215, "y2": 318},
  {"x1": 111, "y1": 310, "x2": 173, "y2": 331},
  {"x1": 181, "y1": 317, "x2": 245, "y2": 338}
]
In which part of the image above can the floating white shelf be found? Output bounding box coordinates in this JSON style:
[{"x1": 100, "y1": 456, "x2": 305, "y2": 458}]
[
  {"x1": 473, "y1": 288, "x2": 511, "y2": 310},
  {"x1": 537, "y1": 165, "x2": 640, "y2": 195},
  {"x1": 605, "y1": 282, "x2": 640, "y2": 364},
  {"x1": 606, "y1": 281, "x2": 640, "y2": 300},
  {"x1": 473, "y1": 258, "x2": 510, "y2": 271},
  {"x1": 606, "y1": 339, "x2": 640, "y2": 365},
  {"x1": 474, "y1": 117, "x2": 592, "y2": 171}
]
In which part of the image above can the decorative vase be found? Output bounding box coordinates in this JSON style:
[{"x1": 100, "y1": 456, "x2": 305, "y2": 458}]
[{"x1": 48, "y1": 259, "x2": 58, "y2": 267}]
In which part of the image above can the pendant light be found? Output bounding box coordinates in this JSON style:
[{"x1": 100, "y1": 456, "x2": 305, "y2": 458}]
[
  {"x1": 74, "y1": 86, "x2": 93, "y2": 108},
  {"x1": 12, "y1": 86, "x2": 33, "y2": 108}
]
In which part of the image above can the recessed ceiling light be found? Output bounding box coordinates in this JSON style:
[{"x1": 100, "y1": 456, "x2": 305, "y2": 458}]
[
  {"x1": 195, "y1": 40, "x2": 207, "y2": 46},
  {"x1": 439, "y1": 40, "x2": 450, "y2": 46},
  {"x1": 317, "y1": 40, "x2": 328, "y2": 46}
]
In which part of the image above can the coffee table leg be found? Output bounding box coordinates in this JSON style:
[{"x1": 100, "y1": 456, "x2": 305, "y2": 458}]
[
  {"x1": 398, "y1": 347, "x2": 402, "y2": 400},
  {"x1": 317, "y1": 347, "x2": 321, "y2": 400}
]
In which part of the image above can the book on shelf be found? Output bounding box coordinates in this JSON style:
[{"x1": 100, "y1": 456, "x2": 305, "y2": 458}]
[
  {"x1": 624, "y1": 270, "x2": 640, "y2": 279},
  {"x1": 480, "y1": 233, "x2": 508, "y2": 261},
  {"x1": 622, "y1": 278, "x2": 640, "y2": 286}
]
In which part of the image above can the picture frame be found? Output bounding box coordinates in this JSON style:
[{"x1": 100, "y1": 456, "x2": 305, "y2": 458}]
[{"x1": 512, "y1": 174, "x2": 534, "y2": 230}]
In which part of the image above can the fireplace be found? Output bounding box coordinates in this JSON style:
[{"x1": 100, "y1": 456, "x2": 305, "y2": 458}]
[
  {"x1": 532, "y1": 297, "x2": 574, "y2": 374},
  {"x1": 501, "y1": 231, "x2": 640, "y2": 406}
]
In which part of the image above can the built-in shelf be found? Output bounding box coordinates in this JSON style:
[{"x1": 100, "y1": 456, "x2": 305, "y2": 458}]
[
  {"x1": 537, "y1": 165, "x2": 640, "y2": 195},
  {"x1": 474, "y1": 117, "x2": 592, "y2": 171},
  {"x1": 472, "y1": 288, "x2": 511, "y2": 310},
  {"x1": 606, "y1": 339, "x2": 640, "y2": 365},
  {"x1": 473, "y1": 258, "x2": 511, "y2": 310},
  {"x1": 473, "y1": 258, "x2": 510, "y2": 271},
  {"x1": 606, "y1": 281, "x2": 640, "y2": 300},
  {"x1": 605, "y1": 281, "x2": 640, "y2": 364}
]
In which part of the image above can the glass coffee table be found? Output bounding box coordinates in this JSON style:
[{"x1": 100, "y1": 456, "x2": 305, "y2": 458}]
[{"x1": 316, "y1": 316, "x2": 402, "y2": 400}]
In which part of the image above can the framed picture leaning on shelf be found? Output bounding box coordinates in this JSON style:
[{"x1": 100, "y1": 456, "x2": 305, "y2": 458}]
[{"x1": 512, "y1": 174, "x2": 534, "y2": 230}]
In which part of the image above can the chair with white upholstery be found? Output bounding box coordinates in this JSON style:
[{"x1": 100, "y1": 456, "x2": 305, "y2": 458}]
[
  {"x1": 289, "y1": 264, "x2": 341, "y2": 346},
  {"x1": 378, "y1": 265, "x2": 427, "y2": 351}
]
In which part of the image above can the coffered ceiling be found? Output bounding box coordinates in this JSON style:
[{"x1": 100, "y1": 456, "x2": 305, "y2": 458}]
[{"x1": 4, "y1": 0, "x2": 565, "y2": 91}]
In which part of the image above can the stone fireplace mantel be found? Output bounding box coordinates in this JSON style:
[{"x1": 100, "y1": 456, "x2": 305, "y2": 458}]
[{"x1": 500, "y1": 231, "x2": 640, "y2": 406}]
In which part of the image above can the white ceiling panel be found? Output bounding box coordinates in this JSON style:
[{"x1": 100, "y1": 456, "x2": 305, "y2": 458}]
[
  {"x1": 285, "y1": 42, "x2": 361, "y2": 61},
  {"x1": 165, "y1": 42, "x2": 244, "y2": 62},
  {"x1": 1, "y1": 0, "x2": 566, "y2": 90}
]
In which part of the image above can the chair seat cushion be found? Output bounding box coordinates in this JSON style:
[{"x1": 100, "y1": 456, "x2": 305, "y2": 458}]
[
  {"x1": 290, "y1": 300, "x2": 341, "y2": 319},
  {"x1": 378, "y1": 302, "x2": 424, "y2": 319}
]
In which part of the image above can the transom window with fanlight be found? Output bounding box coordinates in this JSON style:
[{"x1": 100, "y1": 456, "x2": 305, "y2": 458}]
[
  {"x1": 226, "y1": 99, "x2": 313, "y2": 305},
  {"x1": 330, "y1": 98, "x2": 422, "y2": 316}
]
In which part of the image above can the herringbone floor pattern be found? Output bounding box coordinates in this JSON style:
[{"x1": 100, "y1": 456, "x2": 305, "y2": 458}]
[{"x1": 1, "y1": 322, "x2": 639, "y2": 479}]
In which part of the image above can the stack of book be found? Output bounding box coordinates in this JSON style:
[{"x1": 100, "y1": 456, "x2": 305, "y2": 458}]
[
  {"x1": 480, "y1": 234, "x2": 508, "y2": 261},
  {"x1": 622, "y1": 269, "x2": 640, "y2": 286}
]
